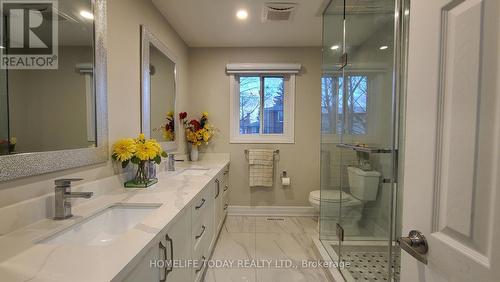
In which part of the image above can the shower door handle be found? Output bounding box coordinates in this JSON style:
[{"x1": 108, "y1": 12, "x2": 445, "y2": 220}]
[{"x1": 398, "y1": 230, "x2": 428, "y2": 264}]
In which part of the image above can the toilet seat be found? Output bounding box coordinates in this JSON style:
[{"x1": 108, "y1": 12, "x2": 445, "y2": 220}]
[
  {"x1": 309, "y1": 190, "x2": 351, "y2": 203},
  {"x1": 309, "y1": 190, "x2": 364, "y2": 233},
  {"x1": 309, "y1": 190, "x2": 362, "y2": 207}
]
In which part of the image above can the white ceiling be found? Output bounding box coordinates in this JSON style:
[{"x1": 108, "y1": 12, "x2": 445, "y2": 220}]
[{"x1": 152, "y1": 0, "x2": 326, "y2": 47}]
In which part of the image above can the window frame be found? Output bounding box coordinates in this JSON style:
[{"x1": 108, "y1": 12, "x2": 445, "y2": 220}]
[{"x1": 229, "y1": 73, "x2": 295, "y2": 144}]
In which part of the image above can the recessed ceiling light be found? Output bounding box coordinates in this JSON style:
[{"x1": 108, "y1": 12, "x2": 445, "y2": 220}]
[
  {"x1": 379, "y1": 45, "x2": 388, "y2": 50},
  {"x1": 236, "y1": 9, "x2": 248, "y2": 20},
  {"x1": 80, "y1": 10, "x2": 94, "y2": 20},
  {"x1": 330, "y1": 45, "x2": 339, "y2": 50}
]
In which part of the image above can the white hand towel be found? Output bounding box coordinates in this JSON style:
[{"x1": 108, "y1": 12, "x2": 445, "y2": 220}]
[{"x1": 248, "y1": 149, "x2": 274, "y2": 187}]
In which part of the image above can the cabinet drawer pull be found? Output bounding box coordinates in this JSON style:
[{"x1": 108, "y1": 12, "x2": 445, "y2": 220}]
[
  {"x1": 165, "y1": 234, "x2": 174, "y2": 276},
  {"x1": 159, "y1": 241, "x2": 167, "y2": 282},
  {"x1": 215, "y1": 179, "x2": 220, "y2": 199},
  {"x1": 195, "y1": 198, "x2": 206, "y2": 210},
  {"x1": 195, "y1": 225, "x2": 206, "y2": 240},
  {"x1": 224, "y1": 185, "x2": 229, "y2": 192},
  {"x1": 195, "y1": 256, "x2": 206, "y2": 273}
]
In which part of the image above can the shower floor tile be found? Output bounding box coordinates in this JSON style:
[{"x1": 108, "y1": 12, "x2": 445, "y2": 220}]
[{"x1": 338, "y1": 246, "x2": 401, "y2": 282}]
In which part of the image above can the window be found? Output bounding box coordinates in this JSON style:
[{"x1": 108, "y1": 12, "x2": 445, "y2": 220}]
[
  {"x1": 228, "y1": 64, "x2": 297, "y2": 143},
  {"x1": 321, "y1": 74, "x2": 368, "y2": 135},
  {"x1": 239, "y1": 76, "x2": 285, "y2": 134}
]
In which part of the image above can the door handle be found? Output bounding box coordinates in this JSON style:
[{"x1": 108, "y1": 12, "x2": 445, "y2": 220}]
[{"x1": 398, "y1": 230, "x2": 428, "y2": 264}]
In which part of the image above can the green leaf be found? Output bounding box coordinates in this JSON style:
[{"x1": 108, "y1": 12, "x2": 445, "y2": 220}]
[
  {"x1": 121, "y1": 160, "x2": 129, "y2": 168},
  {"x1": 131, "y1": 157, "x2": 140, "y2": 164},
  {"x1": 154, "y1": 155, "x2": 161, "y2": 164},
  {"x1": 161, "y1": 151, "x2": 168, "y2": 158}
]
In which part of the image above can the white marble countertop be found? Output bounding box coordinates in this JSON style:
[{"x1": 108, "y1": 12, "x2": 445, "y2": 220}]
[{"x1": 0, "y1": 154, "x2": 229, "y2": 282}]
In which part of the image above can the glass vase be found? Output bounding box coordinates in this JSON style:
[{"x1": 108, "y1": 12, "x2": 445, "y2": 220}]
[{"x1": 134, "y1": 161, "x2": 148, "y2": 184}]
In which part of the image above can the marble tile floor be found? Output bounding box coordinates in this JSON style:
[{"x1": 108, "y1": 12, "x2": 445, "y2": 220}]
[{"x1": 204, "y1": 216, "x2": 332, "y2": 282}]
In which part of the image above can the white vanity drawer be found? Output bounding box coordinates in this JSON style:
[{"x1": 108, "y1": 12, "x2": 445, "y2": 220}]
[
  {"x1": 193, "y1": 234, "x2": 210, "y2": 282},
  {"x1": 192, "y1": 185, "x2": 211, "y2": 220},
  {"x1": 192, "y1": 184, "x2": 214, "y2": 257},
  {"x1": 193, "y1": 216, "x2": 211, "y2": 252}
]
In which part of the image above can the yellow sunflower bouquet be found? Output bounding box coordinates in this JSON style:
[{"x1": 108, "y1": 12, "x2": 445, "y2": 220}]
[{"x1": 112, "y1": 133, "x2": 167, "y2": 187}]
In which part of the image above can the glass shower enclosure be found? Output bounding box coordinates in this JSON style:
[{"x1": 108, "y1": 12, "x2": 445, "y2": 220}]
[{"x1": 319, "y1": 0, "x2": 409, "y2": 281}]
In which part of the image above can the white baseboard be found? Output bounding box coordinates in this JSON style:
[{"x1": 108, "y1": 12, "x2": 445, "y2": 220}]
[{"x1": 227, "y1": 205, "x2": 318, "y2": 217}]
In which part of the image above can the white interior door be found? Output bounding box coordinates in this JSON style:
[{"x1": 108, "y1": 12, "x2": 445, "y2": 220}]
[{"x1": 401, "y1": 0, "x2": 500, "y2": 281}]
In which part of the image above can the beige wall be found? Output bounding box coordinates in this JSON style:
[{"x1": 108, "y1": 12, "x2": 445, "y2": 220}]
[
  {"x1": 0, "y1": 0, "x2": 189, "y2": 208},
  {"x1": 187, "y1": 47, "x2": 322, "y2": 206}
]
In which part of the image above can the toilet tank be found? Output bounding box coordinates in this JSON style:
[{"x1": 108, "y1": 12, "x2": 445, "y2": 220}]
[{"x1": 347, "y1": 166, "x2": 381, "y2": 201}]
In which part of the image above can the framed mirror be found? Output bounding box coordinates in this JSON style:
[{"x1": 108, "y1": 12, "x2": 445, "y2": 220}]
[
  {"x1": 0, "y1": 0, "x2": 108, "y2": 181},
  {"x1": 141, "y1": 25, "x2": 178, "y2": 152}
]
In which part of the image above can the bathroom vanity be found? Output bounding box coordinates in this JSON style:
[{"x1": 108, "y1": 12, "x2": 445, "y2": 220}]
[{"x1": 0, "y1": 155, "x2": 230, "y2": 282}]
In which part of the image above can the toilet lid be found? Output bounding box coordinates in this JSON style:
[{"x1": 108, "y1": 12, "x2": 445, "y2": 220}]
[{"x1": 310, "y1": 190, "x2": 351, "y2": 203}]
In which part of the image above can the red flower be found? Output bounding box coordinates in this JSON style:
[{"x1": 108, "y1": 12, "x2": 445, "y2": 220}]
[
  {"x1": 189, "y1": 120, "x2": 201, "y2": 131},
  {"x1": 179, "y1": 112, "x2": 187, "y2": 120}
]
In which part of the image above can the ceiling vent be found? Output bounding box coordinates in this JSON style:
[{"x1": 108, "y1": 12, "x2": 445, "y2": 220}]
[{"x1": 262, "y1": 2, "x2": 297, "y2": 22}]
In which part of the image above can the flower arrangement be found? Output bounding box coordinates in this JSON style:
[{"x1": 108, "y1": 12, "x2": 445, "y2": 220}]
[
  {"x1": 179, "y1": 112, "x2": 215, "y2": 146},
  {"x1": 179, "y1": 112, "x2": 216, "y2": 161},
  {"x1": 0, "y1": 137, "x2": 17, "y2": 154},
  {"x1": 112, "y1": 133, "x2": 167, "y2": 187},
  {"x1": 155, "y1": 111, "x2": 175, "y2": 141},
  {"x1": 9, "y1": 137, "x2": 16, "y2": 153}
]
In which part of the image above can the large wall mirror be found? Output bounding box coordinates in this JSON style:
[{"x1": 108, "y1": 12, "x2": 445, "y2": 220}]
[
  {"x1": 0, "y1": 0, "x2": 108, "y2": 181},
  {"x1": 141, "y1": 26, "x2": 177, "y2": 151}
]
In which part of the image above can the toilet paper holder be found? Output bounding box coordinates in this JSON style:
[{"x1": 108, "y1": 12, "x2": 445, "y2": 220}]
[{"x1": 280, "y1": 171, "x2": 291, "y2": 186}]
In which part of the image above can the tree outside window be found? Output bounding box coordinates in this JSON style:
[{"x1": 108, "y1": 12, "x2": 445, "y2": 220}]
[{"x1": 322, "y1": 74, "x2": 368, "y2": 135}]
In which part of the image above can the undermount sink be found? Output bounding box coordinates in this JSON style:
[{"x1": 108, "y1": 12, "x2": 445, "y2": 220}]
[
  {"x1": 180, "y1": 168, "x2": 210, "y2": 176},
  {"x1": 41, "y1": 204, "x2": 161, "y2": 246}
]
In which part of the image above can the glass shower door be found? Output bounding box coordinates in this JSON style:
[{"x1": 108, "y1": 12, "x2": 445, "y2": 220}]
[
  {"x1": 319, "y1": 0, "x2": 346, "y2": 263},
  {"x1": 320, "y1": 0, "x2": 405, "y2": 281},
  {"x1": 338, "y1": 0, "x2": 399, "y2": 281}
]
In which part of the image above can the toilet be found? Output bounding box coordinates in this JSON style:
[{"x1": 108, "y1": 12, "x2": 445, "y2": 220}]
[{"x1": 309, "y1": 166, "x2": 381, "y2": 229}]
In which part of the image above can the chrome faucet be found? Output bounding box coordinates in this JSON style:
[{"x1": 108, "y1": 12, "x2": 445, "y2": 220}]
[
  {"x1": 54, "y1": 178, "x2": 93, "y2": 220},
  {"x1": 167, "y1": 154, "x2": 184, "y2": 171}
]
